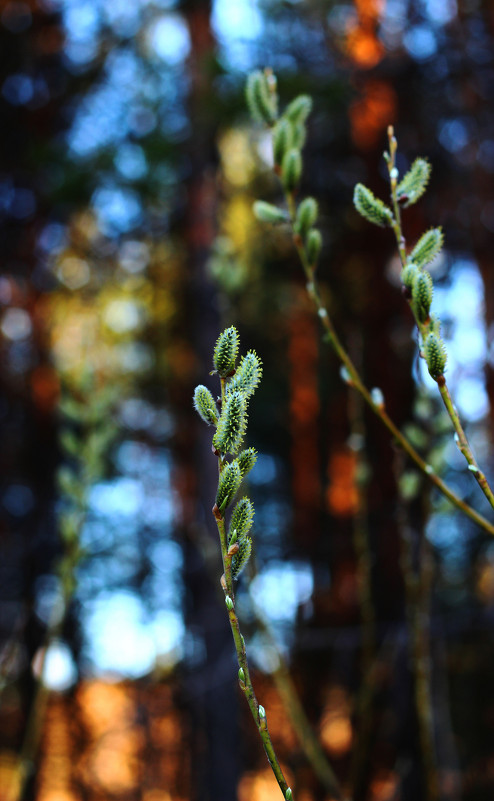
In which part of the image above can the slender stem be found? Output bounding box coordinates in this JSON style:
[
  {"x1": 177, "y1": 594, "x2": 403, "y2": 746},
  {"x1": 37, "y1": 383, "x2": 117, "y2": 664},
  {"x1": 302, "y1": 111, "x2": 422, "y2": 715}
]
[
  {"x1": 253, "y1": 599, "x2": 345, "y2": 799},
  {"x1": 282, "y1": 195, "x2": 494, "y2": 536},
  {"x1": 345, "y1": 337, "x2": 377, "y2": 799},
  {"x1": 398, "y1": 497, "x2": 438, "y2": 801},
  {"x1": 212, "y1": 506, "x2": 291, "y2": 799},
  {"x1": 386, "y1": 126, "x2": 494, "y2": 512},
  {"x1": 438, "y1": 382, "x2": 494, "y2": 507}
]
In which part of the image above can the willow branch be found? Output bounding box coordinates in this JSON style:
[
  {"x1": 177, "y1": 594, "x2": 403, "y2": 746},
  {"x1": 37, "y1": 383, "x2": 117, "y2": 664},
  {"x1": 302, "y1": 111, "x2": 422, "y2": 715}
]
[
  {"x1": 386, "y1": 126, "x2": 494, "y2": 512},
  {"x1": 212, "y1": 505, "x2": 291, "y2": 799},
  {"x1": 279, "y1": 192, "x2": 494, "y2": 536}
]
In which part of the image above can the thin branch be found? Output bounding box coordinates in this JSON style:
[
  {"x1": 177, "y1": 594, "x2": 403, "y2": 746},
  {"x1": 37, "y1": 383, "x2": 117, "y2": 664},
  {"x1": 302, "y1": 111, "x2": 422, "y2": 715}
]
[
  {"x1": 386, "y1": 126, "x2": 494, "y2": 512},
  {"x1": 212, "y1": 504, "x2": 292, "y2": 799}
]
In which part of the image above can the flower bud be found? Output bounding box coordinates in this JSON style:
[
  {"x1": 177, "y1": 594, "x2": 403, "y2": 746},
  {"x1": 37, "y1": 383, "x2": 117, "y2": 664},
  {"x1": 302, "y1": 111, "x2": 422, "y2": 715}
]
[
  {"x1": 424, "y1": 332, "x2": 447, "y2": 379},
  {"x1": 396, "y1": 158, "x2": 431, "y2": 207},
  {"x1": 214, "y1": 326, "x2": 239, "y2": 377},
  {"x1": 353, "y1": 183, "x2": 393, "y2": 228},
  {"x1": 193, "y1": 385, "x2": 218, "y2": 426},
  {"x1": 253, "y1": 201, "x2": 287, "y2": 225},
  {"x1": 295, "y1": 197, "x2": 318, "y2": 239},
  {"x1": 410, "y1": 227, "x2": 443, "y2": 268},
  {"x1": 282, "y1": 148, "x2": 302, "y2": 193}
]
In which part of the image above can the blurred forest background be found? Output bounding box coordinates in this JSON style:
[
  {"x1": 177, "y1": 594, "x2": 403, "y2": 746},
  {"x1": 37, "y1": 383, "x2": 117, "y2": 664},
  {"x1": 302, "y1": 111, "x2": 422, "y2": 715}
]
[{"x1": 1, "y1": 1, "x2": 494, "y2": 800}]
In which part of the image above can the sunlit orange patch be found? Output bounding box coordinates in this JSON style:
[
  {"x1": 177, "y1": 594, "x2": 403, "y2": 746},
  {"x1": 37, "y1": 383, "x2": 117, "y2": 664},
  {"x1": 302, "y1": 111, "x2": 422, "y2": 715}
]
[
  {"x1": 344, "y1": 0, "x2": 386, "y2": 69},
  {"x1": 238, "y1": 766, "x2": 294, "y2": 801},
  {"x1": 31, "y1": 365, "x2": 60, "y2": 412},
  {"x1": 349, "y1": 81, "x2": 397, "y2": 150},
  {"x1": 345, "y1": 28, "x2": 384, "y2": 70},
  {"x1": 319, "y1": 686, "x2": 353, "y2": 757},
  {"x1": 369, "y1": 768, "x2": 399, "y2": 800},
  {"x1": 326, "y1": 449, "x2": 359, "y2": 517}
]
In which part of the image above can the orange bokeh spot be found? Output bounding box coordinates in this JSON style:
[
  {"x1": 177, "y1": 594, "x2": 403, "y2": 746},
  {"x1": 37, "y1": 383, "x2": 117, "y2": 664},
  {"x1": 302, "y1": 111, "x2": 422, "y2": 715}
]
[
  {"x1": 369, "y1": 769, "x2": 399, "y2": 800},
  {"x1": 349, "y1": 80, "x2": 397, "y2": 150},
  {"x1": 238, "y1": 766, "x2": 294, "y2": 801},
  {"x1": 326, "y1": 450, "x2": 359, "y2": 517},
  {"x1": 30, "y1": 365, "x2": 60, "y2": 413},
  {"x1": 319, "y1": 687, "x2": 353, "y2": 757},
  {"x1": 346, "y1": 28, "x2": 384, "y2": 70},
  {"x1": 345, "y1": 0, "x2": 386, "y2": 69}
]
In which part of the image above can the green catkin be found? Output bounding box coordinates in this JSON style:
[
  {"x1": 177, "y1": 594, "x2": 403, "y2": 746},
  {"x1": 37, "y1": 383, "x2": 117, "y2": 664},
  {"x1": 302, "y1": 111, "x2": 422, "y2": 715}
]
[
  {"x1": 282, "y1": 148, "x2": 302, "y2": 193},
  {"x1": 295, "y1": 197, "x2": 318, "y2": 238},
  {"x1": 213, "y1": 326, "x2": 239, "y2": 377},
  {"x1": 424, "y1": 332, "x2": 447, "y2": 379},
  {"x1": 213, "y1": 391, "x2": 247, "y2": 455},
  {"x1": 412, "y1": 270, "x2": 434, "y2": 322},
  {"x1": 237, "y1": 447, "x2": 258, "y2": 477},
  {"x1": 232, "y1": 536, "x2": 252, "y2": 579},
  {"x1": 253, "y1": 201, "x2": 287, "y2": 225},
  {"x1": 228, "y1": 351, "x2": 263, "y2": 398},
  {"x1": 428, "y1": 314, "x2": 441, "y2": 336},
  {"x1": 306, "y1": 229, "x2": 322, "y2": 265},
  {"x1": 401, "y1": 262, "x2": 418, "y2": 289},
  {"x1": 410, "y1": 227, "x2": 444, "y2": 268},
  {"x1": 291, "y1": 122, "x2": 307, "y2": 150},
  {"x1": 216, "y1": 460, "x2": 242, "y2": 511},
  {"x1": 193, "y1": 385, "x2": 218, "y2": 425},
  {"x1": 229, "y1": 497, "x2": 255, "y2": 542},
  {"x1": 284, "y1": 94, "x2": 313, "y2": 125},
  {"x1": 245, "y1": 70, "x2": 277, "y2": 125},
  {"x1": 272, "y1": 119, "x2": 294, "y2": 166},
  {"x1": 353, "y1": 183, "x2": 393, "y2": 228},
  {"x1": 396, "y1": 158, "x2": 431, "y2": 206}
]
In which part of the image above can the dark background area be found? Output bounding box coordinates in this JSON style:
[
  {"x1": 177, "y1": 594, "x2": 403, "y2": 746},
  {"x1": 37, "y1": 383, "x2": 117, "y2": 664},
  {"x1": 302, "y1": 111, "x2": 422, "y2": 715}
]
[{"x1": 1, "y1": 1, "x2": 494, "y2": 800}]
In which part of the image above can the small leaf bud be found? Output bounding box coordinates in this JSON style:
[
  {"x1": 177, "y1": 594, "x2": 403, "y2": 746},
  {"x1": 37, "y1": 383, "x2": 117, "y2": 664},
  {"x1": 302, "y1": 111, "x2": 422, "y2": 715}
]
[
  {"x1": 225, "y1": 595, "x2": 234, "y2": 610},
  {"x1": 371, "y1": 387, "x2": 385, "y2": 408},
  {"x1": 213, "y1": 390, "x2": 247, "y2": 455},
  {"x1": 253, "y1": 201, "x2": 288, "y2": 225},
  {"x1": 229, "y1": 497, "x2": 254, "y2": 542},
  {"x1": 213, "y1": 326, "x2": 239, "y2": 377},
  {"x1": 245, "y1": 71, "x2": 277, "y2": 124},
  {"x1": 238, "y1": 667, "x2": 245, "y2": 683},
  {"x1": 232, "y1": 535, "x2": 252, "y2": 579},
  {"x1": 412, "y1": 270, "x2": 434, "y2": 323},
  {"x1": 281, "y1": 148, "x2": 302, "y2": 193},
  {"x1": 216, "y1": 460, "x2": 242, "y2": 511},
  {"x1": 340, "y1": 366, "x2": 352, "y2": 384},
  {"x1": 237, "y1": 447, "x2": 258, "y2": 477},
  {"x1": 258, "y1": 705, "x2": 266, "y2": 719},
  {"x1": 272, "y1": 119, "x2": 294, "y2": 167},
  {"x1": 396, "y1": 158, "x2": 431, "y2": 207},
  {"x1": 306, "y1": 229, "x2": 322, "y2": 266},
  {"x1": 401, "y1": 263, "x2": 418, "y2": 290},
  {"x1": 291, "y1": 122, "x2": 306, "y2": 150},
  {"x1": 424, "y1": 332, "x2": 447, "y2": 379},
  {"x1": 284, "y1": 94, "x2": 312, "y2": 125},
  {"x1": 294, "y1": 197, "x2": 318, "y2": 239},
  {"x1": 410, "y1": 227, "x2": 443, "y2": 268},
  {"x1": 228, "y1": 351, "x2": 262, "y2": 398},
  {"x1": 353, "y1": 183, "x2": 393, "y2": 228},
  {"x1": 285, "y1": 789, "x2": 293, "y2": 801},
  {"x1": 193, "y1": 385, "x2": 219, "y2": 426}
]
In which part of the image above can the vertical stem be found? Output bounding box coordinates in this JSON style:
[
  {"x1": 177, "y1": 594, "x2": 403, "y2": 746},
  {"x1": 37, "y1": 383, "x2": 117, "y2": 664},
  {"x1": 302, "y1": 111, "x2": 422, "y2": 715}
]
[
  {"x1": 437, "y1": 381, "x2": 494, "y2": 508},
  {"x1": 282, "y1": 187, "x2": 494, "y2": 535},
  {"x1": 212, "y1": 505, "x2": 291, "y2": 799},
  {"x1": 386, "y1": 126, "x2": 494, "y2": 512},
  {"x1": 400, "y1": 525, "x2": 439, "y2": 801}
]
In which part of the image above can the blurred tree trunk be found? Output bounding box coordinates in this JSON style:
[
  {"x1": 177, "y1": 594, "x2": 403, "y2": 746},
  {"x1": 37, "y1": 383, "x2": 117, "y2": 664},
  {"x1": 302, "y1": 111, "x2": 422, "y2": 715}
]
[{"x1": 177, "y1": 3, "x2": 241, "y2": 799}]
